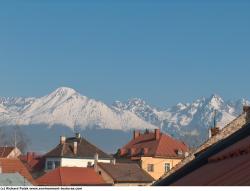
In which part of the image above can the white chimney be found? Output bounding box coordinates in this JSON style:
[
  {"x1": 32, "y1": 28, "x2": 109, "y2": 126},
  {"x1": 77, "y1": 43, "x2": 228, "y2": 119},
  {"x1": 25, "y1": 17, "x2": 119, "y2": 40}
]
[
  {"x1": 60, "y1": 136, "x2": 66, "y2": 144},
  {"x1": 73, "y1": 142, "x2": 77, "y2": 155},
  {"x1": 111, "y1": 158, "x2": 116, "y2": 165},
  {"x1": 94, "y1": 153, "x2": 99, "y2": 171}
]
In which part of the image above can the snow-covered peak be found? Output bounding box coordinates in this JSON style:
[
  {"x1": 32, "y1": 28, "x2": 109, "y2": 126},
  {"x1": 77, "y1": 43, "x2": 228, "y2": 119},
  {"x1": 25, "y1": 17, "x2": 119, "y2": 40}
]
[
  {"x1": 206, "y1": 94, "x2": 224, "y2": 110},
  {"x1": 49, "y1": 87, "x2": 78, "y2": 98}
]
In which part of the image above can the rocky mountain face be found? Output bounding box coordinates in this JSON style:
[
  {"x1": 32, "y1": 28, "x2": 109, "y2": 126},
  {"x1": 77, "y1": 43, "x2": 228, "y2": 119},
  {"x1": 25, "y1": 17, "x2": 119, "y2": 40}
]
[{"x1": 0, "y1": 87, "x2": 249, "y2": 151}]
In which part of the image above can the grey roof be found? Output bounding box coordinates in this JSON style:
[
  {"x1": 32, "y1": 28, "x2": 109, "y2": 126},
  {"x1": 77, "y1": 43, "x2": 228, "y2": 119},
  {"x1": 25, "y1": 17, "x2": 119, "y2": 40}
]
[
  {"x1": 98, "y1": 162, "x2": 155, "y2": 183},
  {"x1": 0, "y1": 173, "x2": 33, "y2": 186},
  {"x1": 45, "y1": 136, "x2": 112, "y2": 159}
]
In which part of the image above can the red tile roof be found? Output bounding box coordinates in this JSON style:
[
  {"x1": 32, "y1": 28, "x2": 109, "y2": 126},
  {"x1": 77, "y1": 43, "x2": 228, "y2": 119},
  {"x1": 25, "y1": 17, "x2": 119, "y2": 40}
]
[
  {"x1": 19, "y1": 152, "x2": 45, "y2": 173},
  {"x1": 0, "y1": 147, "x2": 15, "y2": 158},
  {"x1": 172, "y1": 135, "x2": 250, "y2": 186},
  {"x1": 118, "y1": 129, "x2": 189, "y2": 158},
  {"x1": 0, "y1": 158, "x2": 36, "y2": 185},
  {"x1": 36, "y1": 167, "x2": 107, "y2": 186}
]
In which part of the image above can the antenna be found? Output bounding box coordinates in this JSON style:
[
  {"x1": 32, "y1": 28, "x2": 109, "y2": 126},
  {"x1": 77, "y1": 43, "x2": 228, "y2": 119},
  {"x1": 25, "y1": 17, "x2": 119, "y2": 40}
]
[
  {"x1": 14, "y1": 129, "x2": 17, "y2": 148},
  {"x1": 213, "y1": 110, "x2": 217, "y2": 128}
]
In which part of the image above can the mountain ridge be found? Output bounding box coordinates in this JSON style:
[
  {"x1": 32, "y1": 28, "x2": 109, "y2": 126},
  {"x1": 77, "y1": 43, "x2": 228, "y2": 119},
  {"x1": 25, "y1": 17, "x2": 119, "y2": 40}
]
[{"x1": 0, "y1": 87, "x2": 249, "y2": 149}]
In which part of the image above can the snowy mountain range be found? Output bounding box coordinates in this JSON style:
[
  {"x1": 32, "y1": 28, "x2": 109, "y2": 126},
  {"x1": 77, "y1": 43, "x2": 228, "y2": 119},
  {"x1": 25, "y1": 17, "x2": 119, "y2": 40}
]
[{"x1": 0, "y1": 87, "x2": 249, "y2": 151}]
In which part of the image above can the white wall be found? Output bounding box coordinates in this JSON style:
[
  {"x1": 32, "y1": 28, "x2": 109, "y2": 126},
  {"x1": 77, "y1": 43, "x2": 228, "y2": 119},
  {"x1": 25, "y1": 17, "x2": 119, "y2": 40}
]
[{"x1": 45, "y1": 157, "x2": 111, "y2": 170}]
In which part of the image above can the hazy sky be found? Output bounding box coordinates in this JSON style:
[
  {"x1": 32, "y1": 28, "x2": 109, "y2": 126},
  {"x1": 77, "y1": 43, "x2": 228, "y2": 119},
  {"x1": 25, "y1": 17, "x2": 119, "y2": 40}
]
[{"x1": 0, "y1": 0, "x2": 249, "y2": 107}]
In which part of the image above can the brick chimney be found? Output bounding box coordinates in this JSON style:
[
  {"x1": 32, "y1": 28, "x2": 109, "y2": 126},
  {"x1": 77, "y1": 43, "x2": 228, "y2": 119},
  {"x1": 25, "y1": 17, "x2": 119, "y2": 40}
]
[
  {"x1": 129, "y1": 148, "x2": 136, "y2": 156},
  {"x1": 26, "y1": 152, "x2": 33, "y2": 163},
  {"x1": 60, "y1": 136, "x2": 66, "y2": 144},
  {"x1": 73, "y1": 141, "x2": 78, "y2": 155},
  {"x1": 155, "y1": 129, "x2": 160, "y2": 140},
  {"x1": 133, "y1": 130, "x2": 140, "y2": 140},
  {"x1": 243, "y1": 106, "x2": 250, "y2": 123},
  {"x1": 209, "y1": 127, "x2": 220, "y2": 138},
  {"x1": 119, "y1": 148, "x2": 126, "y2": 156},
  {"x1": 142, "y1": 147, "x2": 149, "y2": 155}
]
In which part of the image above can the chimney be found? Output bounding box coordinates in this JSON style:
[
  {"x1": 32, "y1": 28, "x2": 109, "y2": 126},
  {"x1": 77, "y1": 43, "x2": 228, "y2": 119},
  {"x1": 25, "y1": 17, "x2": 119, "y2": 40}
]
[
  {"x1": 133, "y1": 130, "x2": 140, "y2": 140},
  {"x1": 94, "y1": 153, "x2": 99, "y2": 171},
  {"x1": 243, "y1": 106, "x2": 250, "y2": 113},
  {"x1": 75, "y1": 133, "x2": 81, "y2": 139},
  {"x1": 111, "y1": 158, "x2": 116, "y2": 165},
  {"x1": 243, "y1": 106, "x2": 250, "y2": 123},
  {"x1": 118, "y1": 148, "x2": 126, "y2": 156},
  {"x1": 129, "y1": 148, "x2": 136, "y2": 156},
  {"x1": 0, "y1": 162, "x2": 2, "y2": 174},
  {"x1": 142, "y1": 147, "x2": 148, "y2": 155},
  {"x1": 27, "y1": 152, "x2": 33, "y2": 163},
  {"x1": 155, "y1": 129, "x2": 160, "y2": 140},
  {"x1": 209, "y1": 127, "x2": 220, "y2": 138},
  {"x1": 60, "y1": 136, "x2": 66, "y2": 144},
  {"x1": 73, "y1": 141, "x2": 77, "y2": 155}
]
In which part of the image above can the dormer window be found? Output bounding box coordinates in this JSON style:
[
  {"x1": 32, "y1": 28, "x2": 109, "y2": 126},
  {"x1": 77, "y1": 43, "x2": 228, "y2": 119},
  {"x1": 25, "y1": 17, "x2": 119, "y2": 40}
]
[{"x1": 177, "y1": 149, "x2": 183, "y2": 156}]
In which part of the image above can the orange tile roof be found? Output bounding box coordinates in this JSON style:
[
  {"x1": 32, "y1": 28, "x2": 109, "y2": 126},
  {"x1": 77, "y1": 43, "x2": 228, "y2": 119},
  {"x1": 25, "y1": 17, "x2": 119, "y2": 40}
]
[
  {"x1": 0, "y1": 147, "x2": 15, "y2": 158},
  {"x1": 118, "y1": 129, "x2": 189, "y2": 158},
  {"x1": 19, "y1": 152, "x2": 45, "y2": 172},
  {"x1": 36, "y1": 167, "x2": 107, "y2": 186},
  {"x1": 171, "y1": 135, "x2": 250, "y2": 186},
  {"x1": 0, "y1": 158, "x2": 36, "y2": 185}
]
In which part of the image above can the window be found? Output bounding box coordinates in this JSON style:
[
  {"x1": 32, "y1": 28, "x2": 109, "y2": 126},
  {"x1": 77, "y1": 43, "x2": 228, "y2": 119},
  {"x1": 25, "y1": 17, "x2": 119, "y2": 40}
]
[
  {"x1": 164, "y1": 163, "x2": 171, "y2": 173},
  {"x1": 54, "y1": 161, "x2": 60, "y2": 168},
  {"x1": 147, "y1": 164, "x2": 154, "y2": 172},
  {"x1": 47, "y1": 161, "x2": 53, "y2": 170},
  {"x1": 47, "y1": 161, "x2": 60, "y2": 170}
]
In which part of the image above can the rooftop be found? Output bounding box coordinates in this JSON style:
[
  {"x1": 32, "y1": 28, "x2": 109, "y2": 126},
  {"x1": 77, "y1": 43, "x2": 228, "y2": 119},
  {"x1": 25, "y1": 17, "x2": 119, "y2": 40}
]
[
  {"x1": 0, "y1": 147, "x2": 15, "y2": 158},
  {"x1": 97, "y1": 162, "x2": 155, "y2": 183},
  {"x1": 36, "y1": 167, "x2": 107, "y2": 186},
  {"x1": 45, "y1": 133, "x2": 112, "y2": 159},
  {"x1": 0, "y1": 158, "x2": 36, "y2": 185},
  {"x1": 117, "y1": 129, "x2": 189, "y2": 158}
]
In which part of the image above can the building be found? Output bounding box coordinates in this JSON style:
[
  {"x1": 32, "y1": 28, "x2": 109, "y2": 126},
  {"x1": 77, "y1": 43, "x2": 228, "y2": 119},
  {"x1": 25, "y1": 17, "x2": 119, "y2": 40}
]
[
  {"x1": 0, "y1": 146, "x2": 21, "y2": 159},
  {"x1": 154, "y1": 106, "x2": 250, "y2": 186},
  {"x1": 44, "y1": 133, "x2": 113, "y2": 171},
  {"x1": 95, "y1": 162, "x2": 154, "y2": 186},
  {"x1": 0, "y1": 173, "x2": 33, "y2": 186},
  {"x1": 116, "y1": 129, "x2": 189, "y2": 180},
  {"x1": 0, "y1": 158, "x2": 36, "y2": 185},
  {"x1": 36, "y1": 167, "x2": 108, "y2": 186},
  {"x1": 19, "y1": 152, "x2": 45, "y2": 178}
]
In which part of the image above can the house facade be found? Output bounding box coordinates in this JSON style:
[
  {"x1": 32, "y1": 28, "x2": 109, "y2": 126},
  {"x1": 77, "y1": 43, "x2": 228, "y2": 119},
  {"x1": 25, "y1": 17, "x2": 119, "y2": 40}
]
[
  {"x1": 44, "y1": 133, "x2": 113, "y2": 171},
  {"x1": 116, "y1": 129, "x2": 189, "y2": 180}
]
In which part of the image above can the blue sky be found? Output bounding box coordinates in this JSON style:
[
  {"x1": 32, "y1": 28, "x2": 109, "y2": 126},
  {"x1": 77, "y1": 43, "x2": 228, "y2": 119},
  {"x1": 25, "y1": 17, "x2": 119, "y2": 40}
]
[{"x1": 0, "y1": 0, "x2": 249, "y2": 107}]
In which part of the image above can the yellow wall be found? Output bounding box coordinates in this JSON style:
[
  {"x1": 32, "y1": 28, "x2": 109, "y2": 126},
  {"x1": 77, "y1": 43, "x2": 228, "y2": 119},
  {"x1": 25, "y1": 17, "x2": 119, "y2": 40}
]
[{"x1": 140, "y1": 157, "x2": 182, "y2": 180}]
